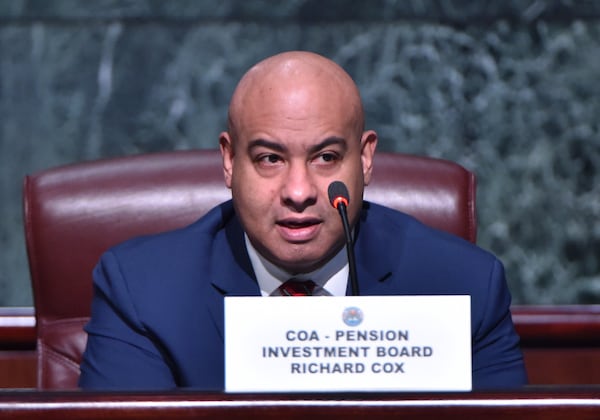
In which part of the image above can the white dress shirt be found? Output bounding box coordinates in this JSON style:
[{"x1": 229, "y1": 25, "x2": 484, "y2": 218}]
[{"x1": 244, "y1": 234, "x2": 349, "y2": 296}]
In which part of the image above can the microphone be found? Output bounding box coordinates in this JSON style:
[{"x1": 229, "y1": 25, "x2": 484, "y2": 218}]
[{"x1": 328, "y1": 181, "x2": 359, "y2": 296}]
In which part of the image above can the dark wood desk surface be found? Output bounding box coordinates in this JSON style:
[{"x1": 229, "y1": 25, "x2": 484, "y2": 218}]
[{"x1": 0, "y1": 388, "x2": 598, "y2": 420}]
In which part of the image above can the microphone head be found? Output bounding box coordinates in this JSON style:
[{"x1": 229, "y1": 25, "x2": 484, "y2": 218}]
[{"x1": 328, "y1": 181, "x2": 350, "y2": 209}]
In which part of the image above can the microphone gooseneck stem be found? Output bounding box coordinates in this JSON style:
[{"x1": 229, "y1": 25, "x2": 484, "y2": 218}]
[{"x1": 338, "y1": 203, "x2": 359, "y2": 296}]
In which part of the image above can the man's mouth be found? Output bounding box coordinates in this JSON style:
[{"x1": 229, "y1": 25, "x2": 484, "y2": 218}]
[{"x1": 276, "y1": 218, "x2": 322, "y2": 242}]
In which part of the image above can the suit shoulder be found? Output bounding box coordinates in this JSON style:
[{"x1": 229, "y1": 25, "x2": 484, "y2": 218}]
[
  {"x1": 93, "y1": 201, "x2": 239, "y2": 305},
  {"x1": 111, "y1": 200, "x2": 235, "y2": 258},
  {"x1": 361, "y1": 201, "x2": 495, "y2": 263}
]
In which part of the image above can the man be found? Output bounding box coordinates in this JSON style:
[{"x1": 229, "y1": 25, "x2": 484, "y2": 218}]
[{"x1": 79, "y1": 51, "x2": 527, "y2": 390}]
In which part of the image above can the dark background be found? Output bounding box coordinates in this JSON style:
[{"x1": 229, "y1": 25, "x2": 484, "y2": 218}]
[{"x1": 1, "y1": 0, "x2": 599, "y2": 306}]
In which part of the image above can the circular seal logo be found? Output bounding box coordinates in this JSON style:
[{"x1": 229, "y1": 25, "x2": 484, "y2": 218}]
[{"x1": 342, "y1": 306, "x2": 363, "y2": 327}]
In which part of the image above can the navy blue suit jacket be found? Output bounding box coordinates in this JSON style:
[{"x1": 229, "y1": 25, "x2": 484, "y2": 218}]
[{"x1": 79, "y1": 200, "x2": 527, "y2": 390}]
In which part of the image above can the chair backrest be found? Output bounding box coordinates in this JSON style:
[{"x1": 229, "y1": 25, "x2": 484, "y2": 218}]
[{"x1": 23, "y1": 149, "x2": 476, "y2": 389}]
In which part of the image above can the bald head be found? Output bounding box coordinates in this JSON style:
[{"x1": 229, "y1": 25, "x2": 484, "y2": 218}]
[{"x1": 227, "y1": 51, "x2": 365, "y2": 143}]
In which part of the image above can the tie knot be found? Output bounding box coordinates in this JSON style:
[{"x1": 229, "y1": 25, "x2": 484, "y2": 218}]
[{"x1": 279, "y1": 279, "x2": 316, "y2": 296}]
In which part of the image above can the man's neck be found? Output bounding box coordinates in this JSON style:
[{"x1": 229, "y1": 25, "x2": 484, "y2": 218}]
[{"x1": 244, "y1": 234, "x2": 349, "y2": 296}]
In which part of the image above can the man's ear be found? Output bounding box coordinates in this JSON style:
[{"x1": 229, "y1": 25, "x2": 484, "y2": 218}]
[
  {"x1": 360, "y1": 130, "x2": 378, "y2": 185},
  {"x1": 219, "y1": 132, "x2": 234, "y2": 189}
]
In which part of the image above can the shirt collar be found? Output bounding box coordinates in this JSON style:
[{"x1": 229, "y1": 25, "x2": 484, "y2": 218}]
[{"x1": 244, "y1": 234, "x2": 348, "y2": 296}]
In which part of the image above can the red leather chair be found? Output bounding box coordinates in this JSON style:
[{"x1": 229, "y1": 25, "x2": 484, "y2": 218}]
[{"x1": 23, "y1": 149, "x2": 476, "y2": 389}]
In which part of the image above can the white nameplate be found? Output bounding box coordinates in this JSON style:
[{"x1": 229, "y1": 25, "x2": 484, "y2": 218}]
[{"x1": 225, "y1": 295, "x2": 471, "y2": 392}]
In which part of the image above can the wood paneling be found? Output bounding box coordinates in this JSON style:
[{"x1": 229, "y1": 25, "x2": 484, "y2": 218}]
[
  {"x1": 0, "y1": 352, "x2": 36, "y2": 388},
  {"x1": 0, "y1": 307, "x2": 36, "y2": 388},
  {"x1": 523, "y1": 348, "x2": 600, "y2": 385}
]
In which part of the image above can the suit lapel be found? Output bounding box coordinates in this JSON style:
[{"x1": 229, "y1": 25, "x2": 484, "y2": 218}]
[
  {"x1": 207, "y1": 213, "x2": 260, "y2": 339},
  {"x1": 347, "y1": 203, "x2": 405, "y2": 296}
]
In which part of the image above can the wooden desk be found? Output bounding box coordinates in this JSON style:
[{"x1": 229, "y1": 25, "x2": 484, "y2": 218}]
[
  {"x1": 0, "y1": 308, "x2": 35, "y2": 388},
  {"x1": 513, "y1": 305, "x2": 600, "y2": 385},
  {"x1": 1, "y1": 305, "x2": 599, "y2": 388},
  {"x1": 0, "y1": 389, "x2": 598, "y2": 419}
]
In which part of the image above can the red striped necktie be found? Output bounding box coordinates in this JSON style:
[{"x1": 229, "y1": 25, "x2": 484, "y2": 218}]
[{"x1": 278, "y1": 279, "x2": 317, "y2": 296}]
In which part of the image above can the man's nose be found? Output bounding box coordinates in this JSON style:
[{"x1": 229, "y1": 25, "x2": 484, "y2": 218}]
[{"x1": 281, "y1": 162, "x2": 318, "y2": 211}]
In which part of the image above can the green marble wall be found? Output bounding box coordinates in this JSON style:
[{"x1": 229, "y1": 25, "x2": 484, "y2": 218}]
[{"x1": 1, "y1": 0, "x2": 599, "y2": 305}]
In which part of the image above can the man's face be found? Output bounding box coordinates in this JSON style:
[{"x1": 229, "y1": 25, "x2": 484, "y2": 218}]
[{"x1": 221, "y1": 81, "x2": 377, "y2": 274}]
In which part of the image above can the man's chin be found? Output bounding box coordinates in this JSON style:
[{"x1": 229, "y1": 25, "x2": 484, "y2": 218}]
[{"x1": 275, "y1": 251, "x2": 335, "y2": 274}]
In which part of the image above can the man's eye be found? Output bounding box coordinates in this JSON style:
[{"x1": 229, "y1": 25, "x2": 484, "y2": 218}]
[
  {"x1": 258, "y1": 154, "x2": 282, "y2": 165},
  {"x1": 315, "y1": 152, "x2": 339, "y2": 164}
]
